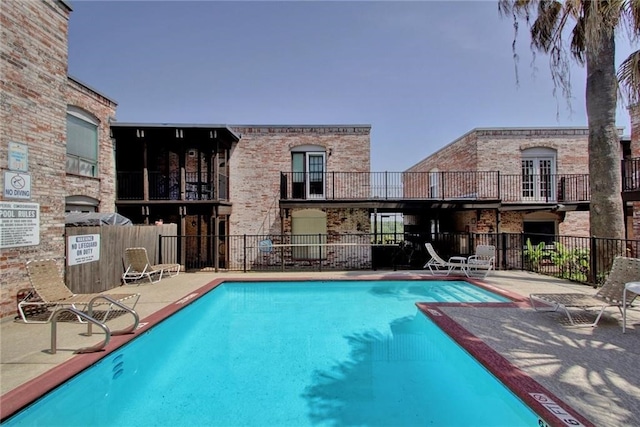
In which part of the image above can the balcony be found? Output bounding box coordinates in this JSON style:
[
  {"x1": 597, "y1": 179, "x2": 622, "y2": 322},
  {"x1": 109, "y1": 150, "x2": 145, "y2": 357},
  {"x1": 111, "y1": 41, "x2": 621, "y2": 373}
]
[
  {"x1": 622, "y1": 158, "x2": 640, "y2": 201},
  {"x1": 117, "y1": 171, "x2": 226, "y2": 202},
  {"x1": 280, "y1": 171, "x2": 590, "y2": 204}
]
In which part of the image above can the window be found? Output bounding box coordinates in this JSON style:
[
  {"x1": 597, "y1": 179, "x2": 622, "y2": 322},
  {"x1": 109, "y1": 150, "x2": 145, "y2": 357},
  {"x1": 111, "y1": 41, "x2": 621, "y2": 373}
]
[
  {"x1": 521, "y1": 148, "x2": 556, "y2": 202},
  {"x1": 66, "y1": 107, "x2": 98, "y2": 177},
  {"x1": 523, "y1": 220, "x2": 556, "y2": 246},
  {"x1": 291, "y1": 146, "x2": 326, "y2": 199},
  {"x1": 291, "y1": 209, "x2": 327, "y2": 260},
  {"x1": 429, "y1": 169, "x2": 439, "y2": 198},
  {"x1": 65, "y1": 195, "x2": 99, "y2": 213}
]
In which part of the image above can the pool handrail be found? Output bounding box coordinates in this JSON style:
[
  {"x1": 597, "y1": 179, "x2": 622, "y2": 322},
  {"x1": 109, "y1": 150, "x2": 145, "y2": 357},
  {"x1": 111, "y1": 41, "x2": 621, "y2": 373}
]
[
  {"x1": 86, "y1": 295, "x2": 140, "y2": 336},
  {"x1": 50, "y1": 308, "x2": 110, "y2": 354}
]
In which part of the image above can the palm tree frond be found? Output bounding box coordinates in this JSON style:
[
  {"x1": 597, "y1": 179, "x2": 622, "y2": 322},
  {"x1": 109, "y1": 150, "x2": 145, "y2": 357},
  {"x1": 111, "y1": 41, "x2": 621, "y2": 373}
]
[
  {"x1": 570, "y1": 18, "x2": 587, "y2": 64},
  {"x1": 531, "y1": 1, "x2": 563, "y2": 51},
  {"x1": 620, "y1": 0, "x2": 640, "y2": 39},
  {"x1": 618, "y1": 49, "x2": 640, "y2": 105}
]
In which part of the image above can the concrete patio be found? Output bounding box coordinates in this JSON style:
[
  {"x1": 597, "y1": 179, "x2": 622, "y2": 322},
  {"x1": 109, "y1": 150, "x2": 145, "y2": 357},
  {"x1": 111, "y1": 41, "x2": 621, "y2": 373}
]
[{"x1": 1, "y1": 269, "x2": 638, "y2": 426}]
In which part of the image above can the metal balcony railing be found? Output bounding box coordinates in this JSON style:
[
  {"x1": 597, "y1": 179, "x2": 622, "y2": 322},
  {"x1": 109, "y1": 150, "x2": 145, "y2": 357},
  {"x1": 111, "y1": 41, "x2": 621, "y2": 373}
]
[
  {"x1": 117, "y1": 171, "x2": 225, "y2": 201},
  {"x1": 622, "y1": 158, "x2": 640, "y2": 191},
  {"x1": 280, "y1": 171, "x2": 590, "y2": 203}
]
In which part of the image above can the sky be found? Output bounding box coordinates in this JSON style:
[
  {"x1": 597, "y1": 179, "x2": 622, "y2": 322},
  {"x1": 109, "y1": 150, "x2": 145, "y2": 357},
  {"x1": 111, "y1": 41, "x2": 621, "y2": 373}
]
[{"x1": 67, "y1": 0, "x2": 638, "y2": 172}]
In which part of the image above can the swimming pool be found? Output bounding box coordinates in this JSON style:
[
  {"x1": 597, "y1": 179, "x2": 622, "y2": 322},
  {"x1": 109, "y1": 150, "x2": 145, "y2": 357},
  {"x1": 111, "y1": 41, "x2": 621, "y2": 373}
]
[{"x1": 2, "y1": 280, "x2": 567, "y2": 426}]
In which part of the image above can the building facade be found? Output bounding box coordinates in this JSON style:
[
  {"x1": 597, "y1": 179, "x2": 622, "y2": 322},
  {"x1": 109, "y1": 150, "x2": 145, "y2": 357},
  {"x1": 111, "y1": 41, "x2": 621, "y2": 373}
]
[
  {"x1": 111, "y1": 124, "x2": 372, "y2": 270},
  {"x1": 403, "y1": 128, "x2": 610, "y2": 240},
  {"x1": 627, "y1": 104, "x2": 640, "y2": 239},
  {"x1": 0, "y1": 0, "x2": 116, "y2": 318}
]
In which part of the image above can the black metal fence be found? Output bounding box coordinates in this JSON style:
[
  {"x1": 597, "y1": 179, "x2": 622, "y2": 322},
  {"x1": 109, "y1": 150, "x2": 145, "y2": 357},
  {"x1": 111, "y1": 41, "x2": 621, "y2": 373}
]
[{"x1": 159, "y1": 232, "x2": 640, "y2": 285}]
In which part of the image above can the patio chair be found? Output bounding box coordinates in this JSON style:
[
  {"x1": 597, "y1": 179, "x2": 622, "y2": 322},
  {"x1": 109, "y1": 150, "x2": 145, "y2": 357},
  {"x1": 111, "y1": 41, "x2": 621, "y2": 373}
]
[
  {"x1": 529, "y1": 256, "x2": 640, "y2": 327},
  {"x1": 18, "y1": 259, "x2": 140, "y2": 324},
  {"x1": 423, "y1": 243, "x2": 468, "y2": 276},
  {"x1": 122, "y1": 247, "x2": 180, "y2": 285},
  {"x1": 467, "y1": 244, "x2": 496, "y2": 278}
]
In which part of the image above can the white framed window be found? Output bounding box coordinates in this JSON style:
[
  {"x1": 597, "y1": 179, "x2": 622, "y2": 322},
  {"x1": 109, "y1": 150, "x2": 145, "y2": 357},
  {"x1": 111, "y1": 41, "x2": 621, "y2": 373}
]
[
  {"x1": 291, "y1": 145, "x2": 327, "y2": 199},
  {"x1": 66, "y1": 107, "x2": 99, "y2": 177},
  {"x1": 521, "y1": 148, "x2": 556, "y2": 202}
]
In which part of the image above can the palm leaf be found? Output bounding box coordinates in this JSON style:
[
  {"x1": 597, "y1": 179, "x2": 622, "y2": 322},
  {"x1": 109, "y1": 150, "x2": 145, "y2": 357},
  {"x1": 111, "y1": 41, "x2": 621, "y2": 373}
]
[{"x1": 618, "y1": 49, "x2": 640, "y2": 105}]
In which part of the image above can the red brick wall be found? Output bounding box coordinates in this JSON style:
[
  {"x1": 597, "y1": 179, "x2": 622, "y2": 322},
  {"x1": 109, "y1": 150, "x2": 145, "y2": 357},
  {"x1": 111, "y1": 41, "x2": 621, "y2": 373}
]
[
  {"x1": 0, "y1": 0, "x2": 71, "y2": 317},
  {"x1": 404, "y1": 131, "x2": 478, "y2": 197},
  {"x1": 406, "y1": 130, "x2": 478, "y2": 173},
  {"x1": 228, "y1": 125, "x2": 371, "y2": 236},
  {"x1": 407, "y1": 128, "x2": 592, "y2": 236},
  {"x1": 65, "y1": 77, "x2": 118, "y2": 211},
  {"x1": 630, "y1": 104, "x2": 640, "y2": 157},
  {"x1": 0, "y1": 2, "x2": 116, "y2": 319},
  {"x1": 629, "y1": 104, "x2": 640, "y2": 239},
  {"x1": 475, "y1": 128, "x2": 590, "y2": 175}
]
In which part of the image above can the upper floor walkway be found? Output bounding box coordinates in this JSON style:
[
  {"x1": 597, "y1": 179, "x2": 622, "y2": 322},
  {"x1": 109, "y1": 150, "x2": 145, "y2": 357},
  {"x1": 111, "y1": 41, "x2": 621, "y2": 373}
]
[
  {"x1": 279, "y1": 171, "x2": 590, "y2": 209},
  {"x1": 115, "y1": 158, "x2": 640, "y2": 208}
]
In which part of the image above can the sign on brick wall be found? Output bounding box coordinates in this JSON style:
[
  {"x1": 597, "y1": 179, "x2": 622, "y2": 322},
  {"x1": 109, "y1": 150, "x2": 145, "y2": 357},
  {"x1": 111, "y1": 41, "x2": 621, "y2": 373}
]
[
  {"x1": 3, "y1": 171, "x2": 31, "y2": 199},
  {"x1": 8, "y1": 142, "x2": 28, "y2": 172},
  {"x1": 0, "y1": 202, "x2": 39, "y2": 248},
  {"x1": 67, "y1": 234, "x2": 100, "y2": 265}
]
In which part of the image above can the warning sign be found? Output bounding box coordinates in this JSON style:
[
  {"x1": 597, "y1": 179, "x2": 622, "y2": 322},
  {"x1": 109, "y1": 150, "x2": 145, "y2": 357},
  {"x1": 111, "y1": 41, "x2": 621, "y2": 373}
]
[{"x1": 67, "y1": 234, "x2": 101, "y2": 266}]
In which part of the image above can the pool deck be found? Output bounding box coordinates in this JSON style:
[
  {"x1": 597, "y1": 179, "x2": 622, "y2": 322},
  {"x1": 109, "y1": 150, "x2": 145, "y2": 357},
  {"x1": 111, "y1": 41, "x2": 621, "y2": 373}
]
[{"x1": 1, "y1": 269, "x2": 639, "y2": 426}]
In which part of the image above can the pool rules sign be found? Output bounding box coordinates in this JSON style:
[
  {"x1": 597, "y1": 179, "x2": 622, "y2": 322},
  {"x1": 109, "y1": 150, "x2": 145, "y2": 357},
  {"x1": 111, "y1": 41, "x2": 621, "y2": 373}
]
[{"x1": 0, "y1": 202, "x2": 40, "y2": 248}]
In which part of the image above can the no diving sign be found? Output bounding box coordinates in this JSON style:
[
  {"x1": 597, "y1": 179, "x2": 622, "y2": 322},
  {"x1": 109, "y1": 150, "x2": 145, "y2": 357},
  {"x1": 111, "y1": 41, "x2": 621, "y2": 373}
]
[{"x1": 4, "y1": 171, "x2": 31, "y2": 200}]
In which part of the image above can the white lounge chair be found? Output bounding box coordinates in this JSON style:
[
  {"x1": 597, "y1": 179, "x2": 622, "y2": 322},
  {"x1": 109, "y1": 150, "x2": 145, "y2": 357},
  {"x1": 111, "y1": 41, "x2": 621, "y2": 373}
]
[
  {"x1": 467, "y1": 244, "x2": 496, "y2": 278},
  {"x1": 122, "y1": 247, "x2": 180, "y2": 285},
  {"x1": 529, "y1": 256, "x2": 640, "y2": 327},
  {"x1": 423, "y1": 243, "x2": 468, "y2": 276},
  {"x1": 19, "y1": 259, "x2": 140, "y2": 323}
]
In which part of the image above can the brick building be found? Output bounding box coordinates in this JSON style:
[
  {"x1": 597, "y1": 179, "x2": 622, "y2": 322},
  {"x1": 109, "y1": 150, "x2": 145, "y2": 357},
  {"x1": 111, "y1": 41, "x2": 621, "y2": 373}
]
[
  {"x1": 626, "y1": 104, "x2": 640, "y2": 239},
  {"x1": 403, "y1": 127, "x2": 632, "y2": 242},
  {"x1": 111, "y1": 123, "x2": 372, "y2": 270},
  {"x1": 1, "y1": 0, "x2": 116, "y2": 318}
]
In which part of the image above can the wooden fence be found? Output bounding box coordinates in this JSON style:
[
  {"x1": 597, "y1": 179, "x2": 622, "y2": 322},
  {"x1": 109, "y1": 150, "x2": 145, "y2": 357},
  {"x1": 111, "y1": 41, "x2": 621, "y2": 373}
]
[{"x1": 64, "y1": 223, "x2": 178, "y2": 293}]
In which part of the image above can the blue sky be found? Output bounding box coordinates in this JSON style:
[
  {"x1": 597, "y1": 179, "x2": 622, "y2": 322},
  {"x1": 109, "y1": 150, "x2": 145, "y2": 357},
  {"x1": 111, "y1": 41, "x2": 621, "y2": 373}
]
[{"x1": 67, "y1": 1, "x2": 637, "y2": 171}]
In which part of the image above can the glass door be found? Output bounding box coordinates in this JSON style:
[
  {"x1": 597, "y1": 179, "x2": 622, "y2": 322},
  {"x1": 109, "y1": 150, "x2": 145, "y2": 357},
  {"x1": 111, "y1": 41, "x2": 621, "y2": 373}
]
[
  {"x1": 522, "y1": 157, "x2": 555, "y2": 202},
  {"x1": 306, "y1": 153, "x2": 325, "y2": 199}
]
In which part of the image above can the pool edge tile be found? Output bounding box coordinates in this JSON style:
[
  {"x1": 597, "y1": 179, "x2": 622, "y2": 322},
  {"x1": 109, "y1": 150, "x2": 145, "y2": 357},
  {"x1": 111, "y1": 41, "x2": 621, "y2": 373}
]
[{"x1": 417, "y1": 303, "x2": 595, "y2": 427}]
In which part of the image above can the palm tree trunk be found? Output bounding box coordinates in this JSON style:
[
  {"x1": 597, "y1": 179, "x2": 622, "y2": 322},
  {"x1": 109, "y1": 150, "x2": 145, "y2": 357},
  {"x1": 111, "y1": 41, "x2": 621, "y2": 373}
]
[{"x1": 586, "y1": 31, "x2": 625, "y2": 240}]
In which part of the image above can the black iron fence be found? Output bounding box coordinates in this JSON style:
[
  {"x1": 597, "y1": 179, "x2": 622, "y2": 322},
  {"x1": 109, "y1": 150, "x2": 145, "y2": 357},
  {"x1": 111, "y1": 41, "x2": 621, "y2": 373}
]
[
  {"x1": 279, "y1": 171, "x2": 590, "y2": 203},
  {"x1": 159, "y1": 231, "x2": 640, "y2": 285}
]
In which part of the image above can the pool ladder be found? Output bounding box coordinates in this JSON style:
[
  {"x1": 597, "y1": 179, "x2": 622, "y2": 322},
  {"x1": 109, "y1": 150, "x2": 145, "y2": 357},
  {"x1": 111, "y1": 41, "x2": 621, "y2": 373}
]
[{"x1": 50, "y1": 295, "x2": 139, "y2": 354}]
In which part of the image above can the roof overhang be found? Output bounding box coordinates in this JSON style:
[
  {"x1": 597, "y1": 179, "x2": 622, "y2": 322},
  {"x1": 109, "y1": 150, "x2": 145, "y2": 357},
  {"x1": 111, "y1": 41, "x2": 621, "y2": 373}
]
[{"x1": 111, "y1": 122, "x2": 241, "y2": 146}]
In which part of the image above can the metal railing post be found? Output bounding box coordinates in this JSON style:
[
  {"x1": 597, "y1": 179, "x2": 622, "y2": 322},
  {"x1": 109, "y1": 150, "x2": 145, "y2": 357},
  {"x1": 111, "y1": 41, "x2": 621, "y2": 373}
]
[
  {"x1": 332, "y1": 172, "x2": 335, "y2": 199},
  {"x1": 318, "y1": 233, "x2": 322, "y2": 272},
  {"x1": 243, "y1": 234, "x2": 247, "y2": 273},
  {"x1": 590, "y1": 236, "x2": 597, "y2": 284},
  {"x1": 384, "y1": 172, "x2": 388, "y2": 199}
]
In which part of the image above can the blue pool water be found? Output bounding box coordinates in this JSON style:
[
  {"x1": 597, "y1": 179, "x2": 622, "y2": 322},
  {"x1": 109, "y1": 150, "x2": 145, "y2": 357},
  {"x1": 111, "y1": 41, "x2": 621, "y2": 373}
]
[{"x1": 3, "y1": 280, "x2": 541, "y2": 426}]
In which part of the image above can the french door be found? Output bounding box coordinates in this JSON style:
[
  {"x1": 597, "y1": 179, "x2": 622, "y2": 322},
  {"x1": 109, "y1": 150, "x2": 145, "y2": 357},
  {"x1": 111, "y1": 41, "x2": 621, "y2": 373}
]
[
  {"x1": 292, "y1": 152, "x2": 326, "y2": 199},
  {"x1": 522, "y1": 157, "x2": 555, "y2": 202}
]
